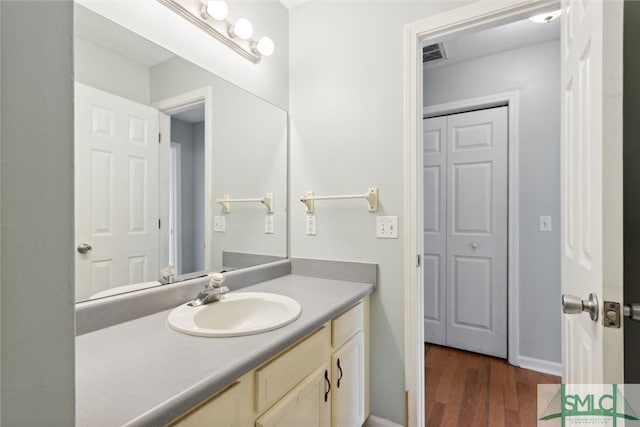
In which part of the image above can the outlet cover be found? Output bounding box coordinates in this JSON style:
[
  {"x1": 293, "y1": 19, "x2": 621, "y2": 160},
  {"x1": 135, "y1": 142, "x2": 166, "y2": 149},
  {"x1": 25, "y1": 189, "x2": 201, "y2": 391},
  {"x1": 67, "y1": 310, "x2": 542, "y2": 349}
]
[
  {"x1": 377, "y1": 216, "x2": 398, "y2": 238},
  {"x1": 214, "y1": 215, "x2": 226, "y2": 232},
  {"x1": 265, "y1": 215, "x2": 274, "y2": 234},
  {"x1": 305, "y1": 215, "x2": 317, "y2": 236}
]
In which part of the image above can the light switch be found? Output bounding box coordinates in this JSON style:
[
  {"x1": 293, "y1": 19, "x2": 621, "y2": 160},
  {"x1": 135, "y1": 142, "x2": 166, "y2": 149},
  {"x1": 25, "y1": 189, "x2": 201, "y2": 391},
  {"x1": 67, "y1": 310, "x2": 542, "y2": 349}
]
[
  {"x1": 305, "y1": 215, "x2": 317, "y2": 236},
  {"x1": 214, "y1": 215, "x2": 226, "y2": 232},
  {"x1": 265, "y1": 215, "x2": 274, "y2": 234},
  {"x1": 377, "y1": 216, "x2": 398, "y2": 238},
  {"x1": 539, "y1": 215, "x2": 552, "y2": 232}
]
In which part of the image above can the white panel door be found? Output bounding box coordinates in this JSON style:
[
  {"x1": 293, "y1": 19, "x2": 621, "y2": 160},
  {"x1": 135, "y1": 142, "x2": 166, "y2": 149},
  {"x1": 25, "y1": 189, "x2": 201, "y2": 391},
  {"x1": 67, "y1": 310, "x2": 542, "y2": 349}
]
[
  {"x1": 423, "y1": 107, "x2": 508, "y2": 358},
  {"x1": 423, "y1": 116, "x2": 447, "y2": 345},
  {"x1": 75, "y1": 83, "x2": 160, "y2": 301},
  {"x1": 446, "y1": 107, "x2": 508, "y2": 358},
  {"x1": 561, "y1": 0, "x2": 624, "y2": 383}
]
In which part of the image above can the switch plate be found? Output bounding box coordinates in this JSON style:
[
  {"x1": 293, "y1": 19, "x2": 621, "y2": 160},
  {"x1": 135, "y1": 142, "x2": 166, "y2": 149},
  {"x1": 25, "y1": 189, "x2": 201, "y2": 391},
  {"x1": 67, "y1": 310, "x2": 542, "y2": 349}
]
[
  {"x1": 377, "y1": 216, "x2": 398, "y2": 238},
  {"x1": 539, "y1": 215, "x2": 552, "y2": 232},
  {"x1": 214, "y1": 215, "x2": 226, "y2": 232},
  {"x1": 265, "y1": 215, "x2": 274, "y2": 234},
  {"x1": 305, "y1": 215, "x2": 317, "y2": 236}
]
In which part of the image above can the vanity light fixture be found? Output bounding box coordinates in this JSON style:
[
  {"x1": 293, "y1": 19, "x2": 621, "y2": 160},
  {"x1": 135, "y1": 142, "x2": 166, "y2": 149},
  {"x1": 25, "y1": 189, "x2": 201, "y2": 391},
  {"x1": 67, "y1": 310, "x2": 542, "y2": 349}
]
[
  {"x1": 200, "y1": 1, "x2": 228, "y2": 20},
  {"x1": 229, "y1": 18, "x2": 253, "y2": 40},
  {"x1": 529, "y1": 9, "x2": 561, "y2": 24},
  {"x1": 158, "y1": 0, "x2": 275, "y2": 63},
  {"x1": 254, "y1": 37, "x2": 275, "y2": 57}
]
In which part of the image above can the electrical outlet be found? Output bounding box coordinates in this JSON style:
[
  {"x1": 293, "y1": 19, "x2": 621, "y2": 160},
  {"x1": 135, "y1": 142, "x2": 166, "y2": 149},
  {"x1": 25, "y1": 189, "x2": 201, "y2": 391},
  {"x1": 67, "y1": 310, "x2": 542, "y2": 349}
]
[
  {"x1": 305, "y1": 215, "x2": 317, "y2": 236},
  {"x1": 265, "y1": 215, "x2": 274, "y2": 234},
  {"x1": 539, "y1": 215, "x2": 552, "y2": 232},
  {"x1": 214, "y1": 215, "x2": 226, "y2": 232},
  {"x1": 377, "y1": 216, "x2": 398, "y2": 238}
]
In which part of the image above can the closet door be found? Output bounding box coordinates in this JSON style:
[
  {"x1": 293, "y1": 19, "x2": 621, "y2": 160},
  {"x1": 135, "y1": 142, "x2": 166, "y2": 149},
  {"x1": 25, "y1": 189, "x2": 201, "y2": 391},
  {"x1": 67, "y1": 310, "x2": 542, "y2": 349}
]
[
  {"x1": 423, "y1": 116, "x2": 447, "y2": 345},
  {"x1": 445, "y1": 107, "x2": 508, "y2": 358}
]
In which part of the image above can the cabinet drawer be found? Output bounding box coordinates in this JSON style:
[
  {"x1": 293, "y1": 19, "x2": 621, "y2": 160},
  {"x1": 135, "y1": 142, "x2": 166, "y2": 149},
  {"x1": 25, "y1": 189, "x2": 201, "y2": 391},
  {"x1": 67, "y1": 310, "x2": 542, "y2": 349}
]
[
  {"x1": 255, "y1": 324, "x2": 331, "y2": 413},
  {"x1": 332, "y1": 302, "x2": 364, "y2": 349}
]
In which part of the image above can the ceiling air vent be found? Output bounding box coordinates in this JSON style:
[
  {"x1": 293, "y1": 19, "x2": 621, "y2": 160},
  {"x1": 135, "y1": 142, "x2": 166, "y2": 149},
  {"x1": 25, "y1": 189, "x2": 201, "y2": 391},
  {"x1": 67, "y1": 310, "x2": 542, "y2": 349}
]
[{"x1": 423, "y1": 42, "x2": 446, "y2": 63}]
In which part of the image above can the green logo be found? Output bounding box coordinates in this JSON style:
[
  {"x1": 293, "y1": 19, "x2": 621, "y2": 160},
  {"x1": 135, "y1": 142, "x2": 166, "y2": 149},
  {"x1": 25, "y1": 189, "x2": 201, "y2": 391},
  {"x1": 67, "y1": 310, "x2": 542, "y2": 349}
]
[{"x1": 539, "y1": 384, "x2": 640, "y2": 426}]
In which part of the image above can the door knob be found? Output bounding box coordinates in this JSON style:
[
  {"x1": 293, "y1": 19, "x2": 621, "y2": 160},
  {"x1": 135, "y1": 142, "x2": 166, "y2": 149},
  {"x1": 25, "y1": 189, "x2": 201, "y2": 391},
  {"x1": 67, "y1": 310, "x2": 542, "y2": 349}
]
[
  {"x1": 562, "y1": 293, "x2": 599, "y2": 321},
  {"x1": 77, "y1": 243, "x2": 92, "y2": 254},
  {"x1": 624, "y1": 303, "x2": 640, "y2": 322}
]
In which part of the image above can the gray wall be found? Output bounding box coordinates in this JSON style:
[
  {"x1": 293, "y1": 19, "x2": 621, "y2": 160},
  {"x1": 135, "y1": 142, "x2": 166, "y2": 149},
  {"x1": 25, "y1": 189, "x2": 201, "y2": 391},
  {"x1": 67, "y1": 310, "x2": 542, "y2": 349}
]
[
  {"x1": 75, "y1": 36, "x2": 151, "y2": 105},
  {"x1": 423, "y1": 40, "x2": 562, "y2": 365},
  {"x1": 171, "y1": 117, "x2": 205, "y2": 274},
  {"x1": 79, "y1": 0, "x2": 289, "y2": 110},
  {"x1": 289, "y1": 1, "x2": 472, "y2": 423},
  {"x1": 1, "y1": 2, "x2": 75, "y2": 425},
  {"x1": 151, "y1": 57, "x2": 288, "y2": 272},
  {"x1": 624, "y1": 0, "x2": 640, "y2": 383}
]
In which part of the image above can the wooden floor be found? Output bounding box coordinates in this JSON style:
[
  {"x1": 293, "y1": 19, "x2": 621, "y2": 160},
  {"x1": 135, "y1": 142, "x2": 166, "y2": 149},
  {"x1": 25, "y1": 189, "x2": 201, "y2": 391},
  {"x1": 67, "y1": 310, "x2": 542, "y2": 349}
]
[{"x1": 425, "y1": 344, "x2": 560, "y2": 427}]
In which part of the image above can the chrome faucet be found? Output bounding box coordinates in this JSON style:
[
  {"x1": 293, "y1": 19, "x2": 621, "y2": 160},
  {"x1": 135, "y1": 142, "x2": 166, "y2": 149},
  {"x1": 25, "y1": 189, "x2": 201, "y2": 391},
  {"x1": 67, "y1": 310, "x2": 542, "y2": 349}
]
[{"x1": 188, "y1": 273, "x2": 229, "y2": 307}]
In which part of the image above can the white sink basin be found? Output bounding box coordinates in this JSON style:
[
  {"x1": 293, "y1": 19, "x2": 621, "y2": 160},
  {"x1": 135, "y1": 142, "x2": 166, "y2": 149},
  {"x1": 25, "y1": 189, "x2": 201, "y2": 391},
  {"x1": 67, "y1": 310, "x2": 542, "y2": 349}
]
[{"x1": 167, "y1": 292, "x2": 301, "y2": 337}]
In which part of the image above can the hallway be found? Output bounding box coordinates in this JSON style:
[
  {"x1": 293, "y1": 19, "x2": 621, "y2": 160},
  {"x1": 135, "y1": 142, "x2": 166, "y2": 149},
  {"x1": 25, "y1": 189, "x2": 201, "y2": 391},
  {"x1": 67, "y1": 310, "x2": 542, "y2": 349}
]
[{"x1": 425, "y1": 344, "x2": 560, "y2": 426}]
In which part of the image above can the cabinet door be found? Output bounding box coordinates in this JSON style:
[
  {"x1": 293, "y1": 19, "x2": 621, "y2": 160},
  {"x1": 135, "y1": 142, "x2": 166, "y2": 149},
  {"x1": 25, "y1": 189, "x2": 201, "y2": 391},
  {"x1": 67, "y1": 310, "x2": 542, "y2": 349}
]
[
  {"x1": 170, "y1": 374, "x2": 254, "y2": 427},
  {"x1": 332, "y1": 331, "x2": 365, "y2": 427},
  {"x1": 256, "y1": 364, "x2": 331, "y2": 427}
]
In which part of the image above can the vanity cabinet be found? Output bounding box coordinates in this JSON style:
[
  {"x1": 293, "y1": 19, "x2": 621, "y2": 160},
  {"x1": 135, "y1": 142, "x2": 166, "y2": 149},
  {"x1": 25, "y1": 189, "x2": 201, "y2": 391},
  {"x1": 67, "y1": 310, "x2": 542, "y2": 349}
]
[
  {"x1": 331, "y1": 332, "x2": 366, "y2": 427},
  {"x1": 168, "y1": 298, "x2": 368, "y2": 427},
  {"x1": 255, "y1": 364, "x2": 332, "y2": 427},
  {"x1": 171, "y1": 372, "x2": 255, "y2": 427}
]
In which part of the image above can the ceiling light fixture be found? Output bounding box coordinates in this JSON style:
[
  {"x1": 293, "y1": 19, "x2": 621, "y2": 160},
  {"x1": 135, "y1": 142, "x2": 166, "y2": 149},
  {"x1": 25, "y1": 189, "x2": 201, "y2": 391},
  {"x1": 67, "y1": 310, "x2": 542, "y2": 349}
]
[
  {"x1": 158, "y1": 0, "x2": 275, "y2": 63},
  {"x1": 529, "y1": 10, "x2": 561, "y2": 24}
]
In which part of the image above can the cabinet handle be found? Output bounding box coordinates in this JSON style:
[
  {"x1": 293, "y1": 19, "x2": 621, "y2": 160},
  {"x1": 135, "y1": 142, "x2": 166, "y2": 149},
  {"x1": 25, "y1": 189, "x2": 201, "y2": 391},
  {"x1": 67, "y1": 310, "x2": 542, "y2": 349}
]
[
  {"x1": 324, "y1": 369, "x2": 331, "y2": 402},
  {"x1": 337, "y1": 358, "x2": 343, "y2": 388}
]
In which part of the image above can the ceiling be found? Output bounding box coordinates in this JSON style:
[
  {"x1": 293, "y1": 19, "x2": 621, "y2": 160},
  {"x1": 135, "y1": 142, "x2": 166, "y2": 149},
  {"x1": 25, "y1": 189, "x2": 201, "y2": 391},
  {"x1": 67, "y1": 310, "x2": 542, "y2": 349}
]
[
  {"x1": 278, "y1": 0, "x2": 309, "y2": 10},
  {"x1": 75, "y1": 5, "x2": 175, "y2": 67},
  {"x1": 423, "y1": 15, "x2": 560, "y2": 69},
  {"x1": 172, "y1": 103, "x2": 206, "y2": 123}
]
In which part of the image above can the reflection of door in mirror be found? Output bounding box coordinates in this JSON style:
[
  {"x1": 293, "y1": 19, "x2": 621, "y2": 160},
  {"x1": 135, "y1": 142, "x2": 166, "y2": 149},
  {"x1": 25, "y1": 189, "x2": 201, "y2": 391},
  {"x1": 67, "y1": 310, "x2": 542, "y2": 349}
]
[
  {"x1": 75, "y1": 83, "x2": 161, "y2": 301},
  {"x1": 168, "y1": 104, "x2": 206, "y2": 275}
]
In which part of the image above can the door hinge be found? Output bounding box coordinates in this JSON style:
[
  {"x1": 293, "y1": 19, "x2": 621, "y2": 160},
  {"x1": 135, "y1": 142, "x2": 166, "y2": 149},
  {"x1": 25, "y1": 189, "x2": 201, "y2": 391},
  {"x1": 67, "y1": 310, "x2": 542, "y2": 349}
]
[
  {"x1": 416, "y1": 254, "x2": 421, "y2": 267},
  {"x1": 158, "y1": 219, "x2": 161, "y2": 229},
  {"x1": 158, "y1": 133, "x2": 161, "y2": 143}
]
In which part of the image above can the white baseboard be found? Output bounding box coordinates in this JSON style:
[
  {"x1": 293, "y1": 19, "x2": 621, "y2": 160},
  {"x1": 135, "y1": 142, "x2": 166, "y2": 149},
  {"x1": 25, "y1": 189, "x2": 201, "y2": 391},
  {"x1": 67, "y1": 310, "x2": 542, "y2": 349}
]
[
  {"x1": 364, "y1": 415, "x2": 403, "y2": 427},
  {"x1": 518, "y1": 355, "x2": 562, "y2": 377}
]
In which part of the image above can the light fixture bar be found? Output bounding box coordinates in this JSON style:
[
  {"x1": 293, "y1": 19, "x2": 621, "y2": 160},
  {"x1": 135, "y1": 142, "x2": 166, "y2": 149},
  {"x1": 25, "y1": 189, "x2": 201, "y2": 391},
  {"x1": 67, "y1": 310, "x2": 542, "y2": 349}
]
[{"x1": 157, "y1": 0, "x2": 261, "y2": 63}]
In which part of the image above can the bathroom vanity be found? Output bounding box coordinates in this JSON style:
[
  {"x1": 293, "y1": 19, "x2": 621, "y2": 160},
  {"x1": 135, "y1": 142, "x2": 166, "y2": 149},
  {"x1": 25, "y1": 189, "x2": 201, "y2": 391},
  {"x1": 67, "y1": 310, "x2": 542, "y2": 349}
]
[{"x1": 75, "y1": 260, "x2": 375, "y2": 426}]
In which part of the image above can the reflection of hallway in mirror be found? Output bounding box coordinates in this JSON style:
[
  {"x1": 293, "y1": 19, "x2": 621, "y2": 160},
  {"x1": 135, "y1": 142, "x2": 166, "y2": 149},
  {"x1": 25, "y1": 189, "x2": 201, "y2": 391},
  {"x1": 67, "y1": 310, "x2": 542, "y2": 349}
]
[
  {"x1": 170, "y1": 104, "x2": 205, "y2": 275},
  {"x1": 425, "y1": 344, "x2": 560, "y2": 426}
]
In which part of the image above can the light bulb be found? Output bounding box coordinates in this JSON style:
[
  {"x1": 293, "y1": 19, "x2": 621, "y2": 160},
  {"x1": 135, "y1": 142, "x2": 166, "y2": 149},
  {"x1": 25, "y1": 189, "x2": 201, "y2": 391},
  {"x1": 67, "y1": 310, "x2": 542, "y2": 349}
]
[
  {"x1": 201, "y1": 1, "x2": 228, "y2": 20},
  {"x1": 230, "y1": 18, "x2": 253, "y2": 40},
  {"x1": 529, "y1": 10, "x2": 561, "y2": 24},
  {"x1": 255, "y1": 37, "x2": 275, "y2": 56}
]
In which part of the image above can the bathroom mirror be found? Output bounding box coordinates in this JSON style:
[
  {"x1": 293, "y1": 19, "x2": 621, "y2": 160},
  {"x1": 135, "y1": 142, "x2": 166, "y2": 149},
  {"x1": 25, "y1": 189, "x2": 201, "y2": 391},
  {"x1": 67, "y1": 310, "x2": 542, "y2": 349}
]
[{"x1": 74, "y1": 5, "x2": 287, "y2": 302}]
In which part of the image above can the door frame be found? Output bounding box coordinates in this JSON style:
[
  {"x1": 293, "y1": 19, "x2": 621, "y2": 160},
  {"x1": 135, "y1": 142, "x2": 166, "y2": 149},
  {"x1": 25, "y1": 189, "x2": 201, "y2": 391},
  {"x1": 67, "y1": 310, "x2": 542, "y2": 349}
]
[
  {"x1": 169, "y1": 141, "x2": 183, "y2": 273},
  {"x1": 403, "y1": 1, "x2": 557, "y2": 426},
  {"x1": 152, "y1": 87, "x2": 213, "y2": 272},
  {"x1": 423, "y1": 92, "x2": 520, "y2": 366}
]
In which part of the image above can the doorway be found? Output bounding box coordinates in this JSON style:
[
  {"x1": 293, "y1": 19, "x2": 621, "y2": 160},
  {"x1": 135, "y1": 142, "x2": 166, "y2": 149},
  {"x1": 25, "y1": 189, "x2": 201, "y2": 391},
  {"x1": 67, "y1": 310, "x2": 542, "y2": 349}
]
[
  {"x1": 167, "y1": 102, "x2": 206, "y2": 275},
  {"x1": 404, "y1": 3, "x2": 565, "y2": 425}
]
